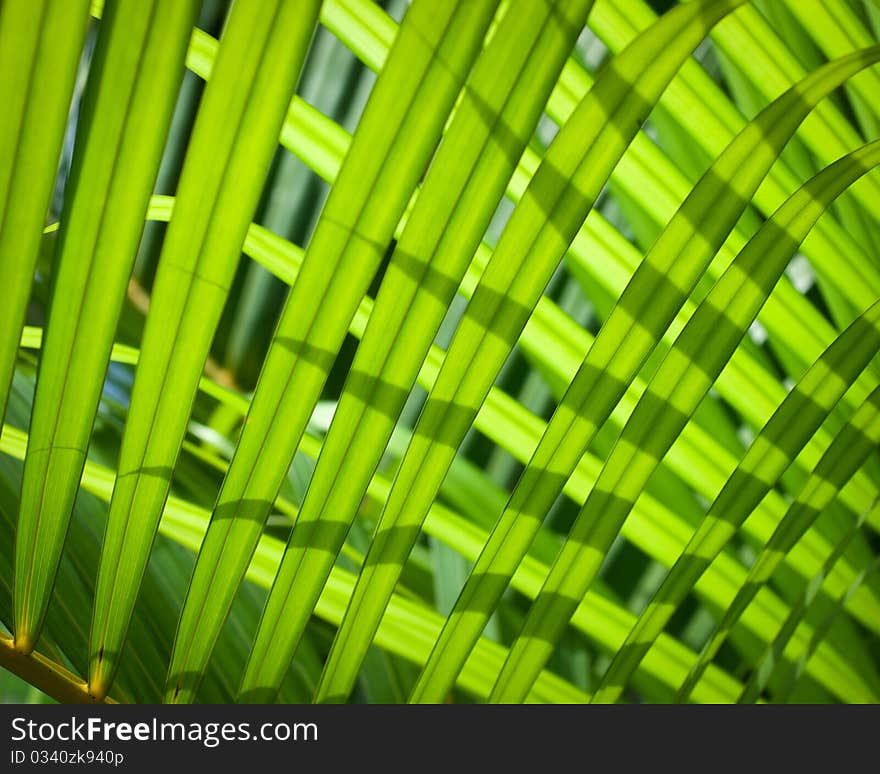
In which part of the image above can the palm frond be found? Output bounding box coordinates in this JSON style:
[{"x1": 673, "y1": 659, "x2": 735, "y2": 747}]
[{"x1": 1, "y1": 0, "x2": 879, "y2": 706}]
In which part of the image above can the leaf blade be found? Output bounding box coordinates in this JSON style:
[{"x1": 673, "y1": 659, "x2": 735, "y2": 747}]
[
  {"x1": 487, "y1": 44, "x2": 880, "y2": 705},
  {"x1": 87, "y1": 0, "x2": 320, "y2": 698}
]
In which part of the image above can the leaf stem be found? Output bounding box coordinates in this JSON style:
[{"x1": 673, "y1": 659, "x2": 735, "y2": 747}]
[{"x1": 0, "y1": 633, "x2": 115, "y2": 704}]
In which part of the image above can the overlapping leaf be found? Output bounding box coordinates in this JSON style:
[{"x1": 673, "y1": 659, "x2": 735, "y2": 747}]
[
  {"x1": 677, "y1": 373, "x2": 880, "y2": 702},
  {"x1": 14, "y1": 0, "x2": 198, "y2": 656},
  {"x1": 38, "y1": 186, "x2": 868, "y2": 701},
  {"x1": 486, "y1": 45, "x2": 880, "y2": 704},
  {"x1": 304, "y1": 0, "x2": 595, "y2": 704},
  {"x1": 591, "y1": 139, "x2": 880, "y2": 704},
  {"x1": 0, "y1": 0, "x2": 90, "y2": 443},
  {"x1": 8, "y1": 331, "x2": 751, "y2": 703},
  {"x1": 169, "y1": 0, "x2": 501, "y2": 704},
  {"x1": 88, "y1": 0, "x2": 320, "y2": 698},
  {"x1": 1, "y1": 0, "x2": 878, "y2": 706}
]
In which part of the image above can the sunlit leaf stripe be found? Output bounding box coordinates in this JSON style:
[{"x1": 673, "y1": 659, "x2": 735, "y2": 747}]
[
  {"x1": 166, "y1": 0, "x2": 588, "y2": 704},
  {"x1": 414, "y1": 51, "x2": 880, "y2": 499},
  {"x1": 588, "y1": 140, "x2": 880, "y2": 704},
  {"x1": 0, "y1": 0, "x2": 90, "y2": 446},
  {"x1": 13, "y1": 0, "x2": 199, "y2": 657},
  {"x1": 42, "y1": 185, "x2": 880, "y2": 626},
  {"x1": 363, "y1": 0, "x2": 880, "y2": 700},
  {"x1": 86, "y1": 0, "x2": 321, "y2": 698},
  {"x1": 36, "y1": 163, "x2": 880, "y2": 662},
  {"x1": 324, "y1": 0, "x2": 880, "y2": 244},
  {"x1": 7, "y1": 403, "x2": 859, "y2": 699},
  {"x1": 440, "y1": 196, "x2": 880, "y2": 704},
  {"x1": 5, "y1": 335, "x2": 853, "y2": 705},
  {"x1": 314, "y1": 1, "x2": 603, "y2": 703},
  {"x1": 415, "y1": 47, "x2": 880, "y2": 705},
  {"x1": 324, "y1": 0, "x2": 880, "y2": 309},
  {"x1": 784, "y1": 0, "x2": 880, "y2": 146},
  {"x1": 590, "y1": 0, "x2": 880, "y2": 281},
  {"x1": 576, "y1": 9, "x2": 880, "y2": 418},
  {"x1": 570, "y1": 3, "x2": 880, "y2": 327},
  {"x1": 697, "y1": 1, "x2": 880, "y2": 232},
  {"x1": 225, "y1": 0, "x2": 751, "y2": 704},
  {"x1": 677, "y1": 383, "x2": 880, "y2": 703},
  {"x1": 336, "y1": 2, "x2": 880, "y2": 480}
]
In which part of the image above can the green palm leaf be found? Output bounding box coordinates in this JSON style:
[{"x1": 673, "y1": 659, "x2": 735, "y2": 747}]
[
  {"x1": 755, "y1": 531, "x2": 880, "y2": 704},
  {"x1": 40, "y1": 184, "x2": 854, "y2": 698},
  {"x1": 592, "y1": 139, "x2": 880, "y2": 704},
  {"x1": 2, "y1": 0, "x2": 879, "y2": 706},
  {"x1": 739, "y1": 498, "x2": 880, "y2": 704},
  {"x1": 0, "y1": 0, "x2": 90, "y2": 437},
  {"x1": 305, "y1": 0, "x2": 746, "y2": 707},
  {"x1": 14, "y1": 0, "x2": 198, "y2": 656},
  {"x1": 677, "y1": 377, "x2": 880, "y2": 702},
  {"x1": 309, "y1": 0, "x2": 596, "y2": 704},
  {"x1": 487, "y1": 45, "x2": 880, "y2": 704},
  {"x1": 88, "y1": 0, "x2": 320, "y2": 698},
  {"x1": 11, "y1": 328, "x2": 750, "y2": 702},
  {"x1": 170, "y1": 0, "x2": 501, "y2": 705}
]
